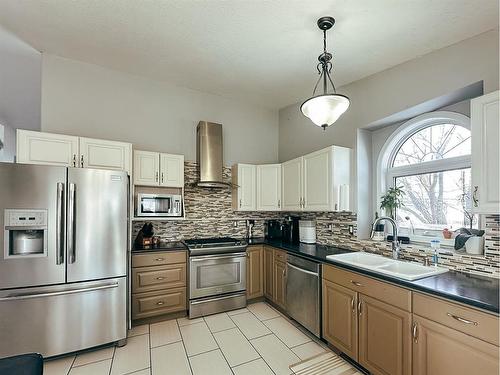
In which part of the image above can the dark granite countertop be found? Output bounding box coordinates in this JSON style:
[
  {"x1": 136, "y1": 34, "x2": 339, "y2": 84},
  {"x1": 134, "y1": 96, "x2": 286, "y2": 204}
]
[
  {"x1": 248, "y1": 237, "x2": 499, "y2": 314},
  {"x1": 132, "y1": 241, "x2": 187, "y2": 253}
]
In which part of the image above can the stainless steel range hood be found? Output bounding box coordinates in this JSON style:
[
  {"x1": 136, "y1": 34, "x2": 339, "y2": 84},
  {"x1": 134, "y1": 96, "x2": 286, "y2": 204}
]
[{"x1": 196, "y1": 121, "x2": 230, "y2": 188}]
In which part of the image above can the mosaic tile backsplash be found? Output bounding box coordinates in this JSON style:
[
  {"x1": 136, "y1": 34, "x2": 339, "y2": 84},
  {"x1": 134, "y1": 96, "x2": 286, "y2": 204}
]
[{"x1": 134, "y1": 161, "x2": 500, "y2": 278}]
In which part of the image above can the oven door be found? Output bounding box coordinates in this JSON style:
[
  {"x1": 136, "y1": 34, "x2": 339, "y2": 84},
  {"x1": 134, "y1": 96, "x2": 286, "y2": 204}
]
[{"x1": 189, "y1": 252, "x2": 246, "y2": 299}]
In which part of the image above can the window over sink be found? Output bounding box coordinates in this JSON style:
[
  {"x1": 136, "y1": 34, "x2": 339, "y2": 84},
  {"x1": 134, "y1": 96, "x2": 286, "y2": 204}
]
[{"x1": 378, "y1": 111, "x2": 475, "y2": 245}]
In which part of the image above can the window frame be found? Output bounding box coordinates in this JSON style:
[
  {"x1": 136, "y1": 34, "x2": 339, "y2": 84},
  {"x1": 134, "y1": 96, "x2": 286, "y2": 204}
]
[{"x1": 376, "y1": 111, "x2": 473, "y2": 246}]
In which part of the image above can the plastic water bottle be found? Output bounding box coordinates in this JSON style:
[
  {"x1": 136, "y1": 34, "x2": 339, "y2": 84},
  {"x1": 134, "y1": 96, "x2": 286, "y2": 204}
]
[{"x1": 430, "y1": 240, "x2": 440, "y2": 266}]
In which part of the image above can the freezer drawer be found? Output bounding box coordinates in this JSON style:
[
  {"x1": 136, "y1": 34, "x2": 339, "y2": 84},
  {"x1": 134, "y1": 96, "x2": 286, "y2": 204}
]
[{"x1": 0, "y1": 277, "x2": 126, "y2": 358}]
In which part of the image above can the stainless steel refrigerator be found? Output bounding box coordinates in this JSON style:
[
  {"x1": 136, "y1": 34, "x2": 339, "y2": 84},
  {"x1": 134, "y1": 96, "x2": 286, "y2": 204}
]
[{"x1": 0, "y1": 163, "x2": 128, "y2": 358}]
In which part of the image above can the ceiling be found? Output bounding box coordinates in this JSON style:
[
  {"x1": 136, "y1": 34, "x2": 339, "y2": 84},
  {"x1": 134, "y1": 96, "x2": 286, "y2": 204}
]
[{"x1": 0, "y1": 1, "x2": 497, "y2": 109}]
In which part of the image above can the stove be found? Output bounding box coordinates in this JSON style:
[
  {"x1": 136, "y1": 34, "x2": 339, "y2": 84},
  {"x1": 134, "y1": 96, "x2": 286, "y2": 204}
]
[
  {"x1": 184, "y1": 237, "x2": 247, "y2": 256},
  {"x1": 185, "y1": 237, "x2": 248, "y2": 318}
]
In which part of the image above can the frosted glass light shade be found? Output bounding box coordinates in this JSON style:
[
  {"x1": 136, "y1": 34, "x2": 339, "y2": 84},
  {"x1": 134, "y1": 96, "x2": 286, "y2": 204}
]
[{"x1": 300, "y1": 94, "x2": 350, "y2": 128}]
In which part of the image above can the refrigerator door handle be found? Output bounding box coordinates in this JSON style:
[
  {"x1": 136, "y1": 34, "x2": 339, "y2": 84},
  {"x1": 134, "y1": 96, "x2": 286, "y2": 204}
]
[
  {"x1": 0, "y1": 282, "x2": 119, "y2": 301},
  {"x1": 56, "y1": 182, "x2": 65, "y2": 265},
  {"x1": 67, "y1": 183, "x2": 76, "y2": 264}
]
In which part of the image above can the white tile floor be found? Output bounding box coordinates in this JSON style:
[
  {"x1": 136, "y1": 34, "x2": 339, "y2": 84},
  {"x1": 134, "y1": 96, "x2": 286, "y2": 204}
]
[{"x1": 43, "y1": 302, "x2": 331, "y2": 375}]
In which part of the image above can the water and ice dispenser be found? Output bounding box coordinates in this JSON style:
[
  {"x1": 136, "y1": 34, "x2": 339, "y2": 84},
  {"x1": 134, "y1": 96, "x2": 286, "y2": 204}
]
[{"x1": 4, "y1": 209, "x2": 48, "y2": 258}]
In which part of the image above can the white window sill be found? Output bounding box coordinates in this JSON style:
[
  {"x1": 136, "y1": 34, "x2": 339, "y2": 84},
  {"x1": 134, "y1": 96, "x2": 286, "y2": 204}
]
[{"x1": 405, "y1": 235, "x2": 456, "y2": 249}]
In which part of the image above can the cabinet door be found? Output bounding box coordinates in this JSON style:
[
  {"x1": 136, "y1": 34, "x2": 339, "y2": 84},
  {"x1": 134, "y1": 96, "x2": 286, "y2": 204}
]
[
  {"x1": 413, "y1": 315, "x2": 499, "y2": 375},
  {"x1": 257, "y1": 164, "x2": 281, "y2": 211},
  {"x1": 322, "y1": 279, "x2": 358, "y2": 360},
  {"x1": 303, "y1": 148, "x2": 332, "y2": 211},
  {"x1": 273, "y1": 260, "x2": 286, "y2": 309},
  {"x1": 281, "y1": 157, "x2": 302, "y2": 211},
  {"x1": 79, "y1": 137, "x2": 132, "y2": 174},
  {"x1": 233, "y1": 164, "x2": 256, "y2": 211},
  {"x1": 16, "y1": 129, "x2": 79, "y2": 167},
  {"x1": 134, "y1": 150, "x2": 160, "y2": 186},
  {"x1": 263, "y1": 247, "x2": 274, "y2": 300},
  {"x1": 160, "y1": 153, "x2": 184, "y2": 187},
  {"x1": 358, "y1": 294, "x2": 411, "y2": 375},
  {"x1": 471, "y1": 90, "x2": 500, "y2": 214},
  {"x1": 246, "y1": 246, "x2": 264, "y2": 299}
]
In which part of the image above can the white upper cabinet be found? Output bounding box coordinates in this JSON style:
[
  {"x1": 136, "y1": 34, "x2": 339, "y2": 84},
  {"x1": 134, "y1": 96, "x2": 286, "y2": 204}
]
[
  {"x1": 281, "y1": 157, "x2": 303, "y2": 211},
  {"x1": 232, "y1": 164, "x2": 256, "y2": 211},
  {"x1": 160, "y1": 153, "x2": 184, "y2": 187},
  {"x1": 303, "y1": 148, "x2": 332, "y2": 211},
  {"x1": 133, "y1": 150, "x2": 184, "y2": 187},
  {"x1": 311, "y1": 145, "x2": 351, "y2": 212},
  {"x1": 16, "y1": 130, "x2": 132, "y2": 174},
  {"x1": 471, "y1": 90, "x2": 500, "y2": 214},
  {"x1": 16, "y1": 129, "x2": 79, "y2": 167},
  {"x1": 256, "y1": 164, "x2": 281, "y2": 211},
  {"x1": 79, "y1": 137, "x2": 132, "y2": 174},
  {"x1": 133, "y1": 150, "x2": 160, "y2": 186}
]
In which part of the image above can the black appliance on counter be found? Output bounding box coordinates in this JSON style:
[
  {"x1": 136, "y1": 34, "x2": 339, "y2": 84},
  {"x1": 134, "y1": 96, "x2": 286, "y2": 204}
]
[
  {"x1": 265, "y1": 220, "x2": 282, "y2": 239},
  {"x1": 282, "y1": 216, "x2": 300, "y2": 244}
]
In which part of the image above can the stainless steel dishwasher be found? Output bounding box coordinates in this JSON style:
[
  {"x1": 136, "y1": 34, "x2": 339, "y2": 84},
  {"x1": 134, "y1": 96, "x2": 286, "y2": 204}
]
[{"x1": 286, "y1": 254, "x2": 320, "y2": 337}]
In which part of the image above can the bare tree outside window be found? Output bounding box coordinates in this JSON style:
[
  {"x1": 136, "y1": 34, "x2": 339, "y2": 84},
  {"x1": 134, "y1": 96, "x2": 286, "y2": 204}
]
[{"x1": 389, "y1": 124, "x2": 473, "y2": 237}]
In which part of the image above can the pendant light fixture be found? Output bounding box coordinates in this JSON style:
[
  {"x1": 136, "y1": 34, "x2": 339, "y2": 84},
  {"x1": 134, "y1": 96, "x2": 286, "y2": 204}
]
[{"x1": 301, "y1": 16, "x2": 350, "y2": 130}]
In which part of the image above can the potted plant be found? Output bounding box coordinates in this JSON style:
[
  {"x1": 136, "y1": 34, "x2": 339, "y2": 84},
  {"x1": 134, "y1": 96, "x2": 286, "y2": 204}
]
[{"x1": 380, "y1": 186, "x2": 405, "y2": 220}]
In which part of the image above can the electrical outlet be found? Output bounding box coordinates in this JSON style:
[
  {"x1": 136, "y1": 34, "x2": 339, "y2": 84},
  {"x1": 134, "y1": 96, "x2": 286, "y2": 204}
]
[
  {"x1": 233, "y1": 221, "x2": 238, "y2": 227},
  {"x1": 348, "y1": 225, "x2": 354, "y2": 235},
  {"x1": 328, "y1": 224, "x2": 333, "y2": 232}
]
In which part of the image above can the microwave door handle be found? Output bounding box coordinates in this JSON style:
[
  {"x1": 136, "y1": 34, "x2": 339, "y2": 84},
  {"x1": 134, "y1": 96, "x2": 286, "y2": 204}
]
[
  {"x1": 67, "y1": 183, "x2": 76, "y2": 264},
  {"x1": 56, "y1": 182, "x2": 65, "y2": 265}
]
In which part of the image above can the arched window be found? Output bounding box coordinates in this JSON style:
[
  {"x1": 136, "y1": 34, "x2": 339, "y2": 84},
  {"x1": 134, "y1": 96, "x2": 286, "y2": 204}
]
[{"x1": 377, "y1": 111, "x2": 474, "y2": 242}]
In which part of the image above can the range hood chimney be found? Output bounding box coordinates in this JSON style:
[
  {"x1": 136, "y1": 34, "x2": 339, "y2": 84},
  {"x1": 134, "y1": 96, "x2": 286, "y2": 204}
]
[{"x1": 196, "y1": 121, "x2": 230, "y2": 188}]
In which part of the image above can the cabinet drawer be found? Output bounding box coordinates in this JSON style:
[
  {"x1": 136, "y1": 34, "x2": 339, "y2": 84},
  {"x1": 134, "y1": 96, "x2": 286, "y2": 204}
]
[
  {"x1": 132, "y1": 287, "x2": 186, "y2": 320},
  {"x1": 413, "y1": 293, "x2": 499, "y2": 346},
  {"x1": 323, "y1": 264, "x2": 411, "y2": 311},
  {"x1": 274, "y1": 249, "x2": 287, "y2": 263},
  {"x1": 132, "y1": 251, "x2": 186, "y2": 268},
  {"x1": 132, "y1": 264, "x2": 186, "y2": 293}
]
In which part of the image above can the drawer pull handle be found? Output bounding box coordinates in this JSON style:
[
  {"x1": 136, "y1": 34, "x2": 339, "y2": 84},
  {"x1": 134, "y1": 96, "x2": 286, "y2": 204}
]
[
  {"x1": 156, "y1": 301, "x2": 165, "y2": 306},
  {"x1": 350, "y1": 280, "x2": 363, "y2": 287},
  {"x1": 351, "y1": 297, "x2": 355, "y2": 313},
  {"x1": 156, "y1": 277, "x2": 165, "y2": 280},
  {"x1": 357, "y1": 300, "x2": 362, "y2": 315},
  {"x1": 447, "y1": 313, "x2": 478, "y2": 326},
  {"x1": 155, "y1": 258, "x2": 164, "y2": 261}
]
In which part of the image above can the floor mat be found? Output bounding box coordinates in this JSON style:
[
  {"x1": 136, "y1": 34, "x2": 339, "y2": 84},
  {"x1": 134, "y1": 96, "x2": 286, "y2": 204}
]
[{"x1": 290, "y1": 351, "x2": 364, "y2": 375}]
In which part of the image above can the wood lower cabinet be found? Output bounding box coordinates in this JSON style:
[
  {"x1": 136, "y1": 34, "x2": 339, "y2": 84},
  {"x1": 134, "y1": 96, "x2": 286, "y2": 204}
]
[
  {"x1": 263, "y1": 246, "x2": 274, "y2": 300},
  {"x1": 273, "y1": 260, "x2": 287, "y2": 309},
  {"x1": 322, "y1": 279, "x2": 358, "y2": 360},
  {"x1": 358, "y1": 294, "x2": 411, "y2": 375},
  {"x1": 322, "y1": 265, "x2": 411, "y2": 375},
  {"x1": 246, "y1": 246, "x2": 264, "y2": 299},
  {"x1": 132, "y1": 287, "x2": 187, "y2": 320},
  {"x1": 322, "y1": 265, "x2": 500, "y2": 375},
  {"x1": 131, "y1": 250, "x2": 187, "y2": 320},
  {"x1": 412, "y1": 315, "x2": 499, "y2": 375}
]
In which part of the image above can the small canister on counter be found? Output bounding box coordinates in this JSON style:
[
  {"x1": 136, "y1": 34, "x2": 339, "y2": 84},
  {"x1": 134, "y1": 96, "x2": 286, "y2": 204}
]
[{"x1": 299, "y1": 220, "x2": 316, "y2": 244}]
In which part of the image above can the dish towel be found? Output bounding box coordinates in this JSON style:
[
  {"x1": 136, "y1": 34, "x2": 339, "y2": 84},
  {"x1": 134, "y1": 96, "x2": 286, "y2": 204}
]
[{"x1": 290, "y1": 351, "x2": 364, "y2": 375}]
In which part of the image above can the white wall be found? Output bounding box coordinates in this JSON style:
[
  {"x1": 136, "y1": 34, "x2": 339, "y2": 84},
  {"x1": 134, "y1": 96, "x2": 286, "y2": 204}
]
[
  {"x1": 278, "y1": 29, "x2": 499, "y2": 162},
  {"x1": 41, "y1": 54, "x2": 279, "y2": 165},
  {"x1": 0, "y1": 25, "x2": 41, "y2": 161}
]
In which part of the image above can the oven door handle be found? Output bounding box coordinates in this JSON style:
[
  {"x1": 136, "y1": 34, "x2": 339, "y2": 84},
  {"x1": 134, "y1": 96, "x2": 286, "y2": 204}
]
[{"x1": 190, "y1": 253, "x2": 247, "y2": 262}]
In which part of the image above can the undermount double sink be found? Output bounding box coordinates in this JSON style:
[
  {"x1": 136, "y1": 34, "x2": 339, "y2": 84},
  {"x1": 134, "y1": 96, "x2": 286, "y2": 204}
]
[{"x1": 326, "y1": 252, "x2": 448, "y2": 281}]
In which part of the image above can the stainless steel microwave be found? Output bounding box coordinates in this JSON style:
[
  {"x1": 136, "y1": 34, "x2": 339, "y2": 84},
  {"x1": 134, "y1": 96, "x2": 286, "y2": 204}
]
[{"x1": 136, "y1": 193, "x2": 183, "y2": 217}]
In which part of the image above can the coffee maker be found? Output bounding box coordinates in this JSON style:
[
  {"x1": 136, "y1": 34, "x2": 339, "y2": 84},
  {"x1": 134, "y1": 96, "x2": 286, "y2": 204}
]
[
  {"x1": 265, "y1": 220, "x2": 282, "y2": 240},
  {"x1": 282, "y1": 216, "x2": 300, "y2": 244}
]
